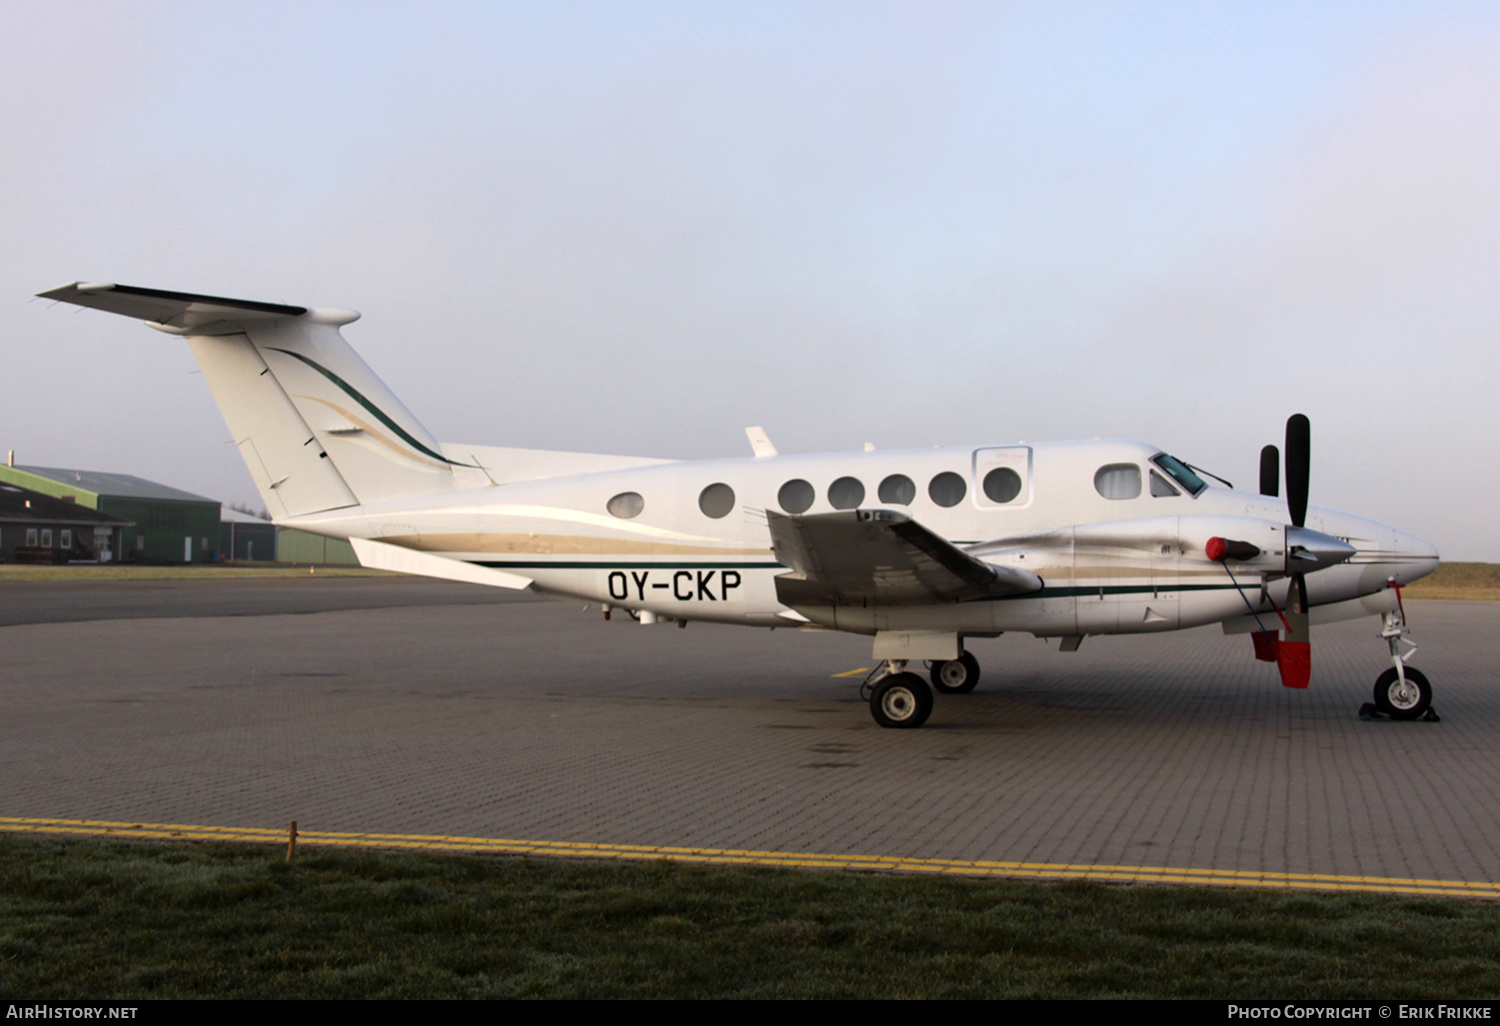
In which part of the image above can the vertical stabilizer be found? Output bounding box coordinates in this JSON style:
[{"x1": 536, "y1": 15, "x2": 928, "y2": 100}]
[
  {"x1": 243, "y1": 316, "x2": 458, "y2": 509},
  {"x1": 187, "y1": 332, "x2": 360, "y2": 518},
  {"x1": 36, "y1": 282, "x2": 459, "y2": 517}
]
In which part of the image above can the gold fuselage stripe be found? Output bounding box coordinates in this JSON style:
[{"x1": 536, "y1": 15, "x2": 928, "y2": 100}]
[{"x1": 381, "y1": 533, "x2": 773, "y2": 557}]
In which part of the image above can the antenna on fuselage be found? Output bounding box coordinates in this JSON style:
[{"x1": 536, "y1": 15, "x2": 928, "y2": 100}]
[{"x1": 745, "y1": 426, "x2": 778, "y2": 459}]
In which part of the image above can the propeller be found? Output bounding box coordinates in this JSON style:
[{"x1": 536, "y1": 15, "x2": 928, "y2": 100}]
[
  {"x1": 1285, "y1": 414, "x2": 1309, "y2": 530},
  {"x1": 1277, "y1": 414, "x2": 1314, "y2": 688},
  {"x1": 1216, "y1": 415, "x2": 1354, "y2": 687},
  {"x1": 1206, "y1": 414, "x2": 1362, "y2": 684},
  {"x1": 1259, "y1": 445, "x2": 1279, "y2": 497}
]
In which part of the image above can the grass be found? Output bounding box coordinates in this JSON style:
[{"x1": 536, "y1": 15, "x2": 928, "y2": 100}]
[
  {"x1": 1403, "y1": 563, "x2": 1500, "y2": 602},
  {"x1": 2, "y1": 834, "x2": 1498, "y2": 999},
  {"x1": 0, "y1": 563, "x2": 397, "y2": 582}
]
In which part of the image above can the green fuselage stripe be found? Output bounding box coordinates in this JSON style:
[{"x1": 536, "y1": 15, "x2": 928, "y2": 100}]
[
  {"x1": 467, "y1": 560, "x2": 1244, "y2": 599},
  {"x1": 1041, "y1": 583, "x2": 1240, "y2": 597}
]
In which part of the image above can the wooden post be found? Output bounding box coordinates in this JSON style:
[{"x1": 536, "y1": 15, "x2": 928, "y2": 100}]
[{"x1": 286, "y1": 820, "x2": 298, "y2": 864}]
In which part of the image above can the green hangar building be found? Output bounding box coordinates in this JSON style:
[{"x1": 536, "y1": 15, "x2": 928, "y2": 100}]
[{"x1": 0, "y1": 464, "x2": 221, "y2": 564}]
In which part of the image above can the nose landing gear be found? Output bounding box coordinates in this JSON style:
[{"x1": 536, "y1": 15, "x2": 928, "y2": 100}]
[{"x1": 1365, "y1": 585, "x2": 1438, "y2": 721}]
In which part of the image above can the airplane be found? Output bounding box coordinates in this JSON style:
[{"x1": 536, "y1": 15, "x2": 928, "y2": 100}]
[{"x1": 38, "y1": 281, "x2": 1442, "y2": 728}]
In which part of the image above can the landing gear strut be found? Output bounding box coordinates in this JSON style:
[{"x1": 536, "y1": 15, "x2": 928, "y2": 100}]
[
  {"x1": 863, "y1": 661, "x2": 933, "y2": 729},
  {"x1": 1369, "y1": 590, "x2": 1436, "y2": 721}
]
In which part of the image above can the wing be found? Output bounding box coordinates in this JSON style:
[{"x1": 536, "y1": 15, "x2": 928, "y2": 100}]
[{"x1": 768, "y1": 509, "x2": 1043, "y2": 608}]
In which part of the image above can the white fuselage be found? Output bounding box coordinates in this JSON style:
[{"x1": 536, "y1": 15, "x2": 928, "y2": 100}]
[{"x1": 282, "y1": 437, "x2": 1439, "y2": 640}]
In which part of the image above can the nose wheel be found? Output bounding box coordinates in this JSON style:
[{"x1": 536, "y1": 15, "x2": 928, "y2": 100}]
[
  {"x1": 1373, "y1": 666, "x2": 1432, "y2": 720},
  {"x1": 1364, "y1": 593, "x2": 1438, "y2": 722}
]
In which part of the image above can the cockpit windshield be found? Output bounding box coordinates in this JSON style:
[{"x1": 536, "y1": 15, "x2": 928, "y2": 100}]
[{"x1": 1151, "y1": 453, "x2": 1206, "y2": 497}]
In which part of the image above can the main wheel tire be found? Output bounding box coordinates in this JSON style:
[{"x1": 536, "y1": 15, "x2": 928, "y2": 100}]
[
  {"x1": 930, "y1": 651, "x2": 981, "y2": 694},
  {"x1": 870, "y1": 672, "x2": 933, "y2": 729},
  {"x1": 1373, "y1": 666, "x2": 1432, "y2": 720}
]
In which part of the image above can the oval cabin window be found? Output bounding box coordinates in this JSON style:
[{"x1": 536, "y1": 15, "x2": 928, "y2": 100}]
[
  {"x1": 607, "y1": 491, "x2": 645, "y2": 518},
  {"x1": 928, "y1": 472, "x2": 967, "y2": 508},
  {"x1": 827, "y1": 476, "x2": 865, "y2": 510},
  {"x1": 778, "y1": 479, "x2": 815, "y2": 514},
  {"x1": 878, "y1": 474, "x2": 915, "y2": 505},
  {"x1": 698, "y1": 483, "x2": 735, "y2": 519},
  {"x1": 983, "y1": 468, "x2": 1023, "y2": 504},
  {"x1": 1094, "y1": 464, "x2": 1141, "y2": 500}
]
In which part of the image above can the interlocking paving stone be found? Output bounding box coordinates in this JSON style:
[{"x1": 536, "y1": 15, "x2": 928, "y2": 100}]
[{"x1": 2, "y1": 578, "x2": 1495, "y2": 886}]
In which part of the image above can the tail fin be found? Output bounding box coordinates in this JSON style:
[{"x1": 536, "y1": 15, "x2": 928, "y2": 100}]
[{"x1": 37, "y1": 282, "x2": 458, "y2": 518}]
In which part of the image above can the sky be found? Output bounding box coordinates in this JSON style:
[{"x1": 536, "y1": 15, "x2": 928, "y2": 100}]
[{"x1": 5, "y1": 1, "x2": 1498, "y2": 559}]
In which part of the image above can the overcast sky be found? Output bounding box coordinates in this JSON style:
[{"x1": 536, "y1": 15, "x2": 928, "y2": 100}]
[{"x1": 5, "y1": 2, "x2": 1497, "y2": 559}]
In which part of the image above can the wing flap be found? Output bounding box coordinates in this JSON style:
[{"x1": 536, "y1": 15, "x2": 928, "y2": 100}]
[{"x1": 768, "y1": 509, "x2": 1042, "y2": 607}]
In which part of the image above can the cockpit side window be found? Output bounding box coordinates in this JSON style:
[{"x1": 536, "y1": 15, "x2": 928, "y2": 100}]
[
  {"x1": 1149, "y1": 470, "x2": 1180, "y2": 497},
  {"x1": 1151, "y1": 453, "x2": 1206, "y2": 496}
]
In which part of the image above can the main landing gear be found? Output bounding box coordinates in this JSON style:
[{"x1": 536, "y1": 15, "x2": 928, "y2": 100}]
[
  {"x1": 864, "y1": 649, "x2": 982, "y2": 728},
  {"x1": 866, "y1": 665, "x2": 932, "y2": 728},
  {"x1": 1367, "y1": 599, "x2": 1436, "y2": 721},
  {"x1": 930, "y1": 651, "x2": 981, "y2": 694}
]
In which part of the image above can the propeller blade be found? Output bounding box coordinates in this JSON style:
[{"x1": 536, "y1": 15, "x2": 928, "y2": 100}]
[
  {"x1": 1259, "y1": 445, "x2": 1279, "y2": 497},
  {"x1": 1276, "y1": 573, "x2": 1311, "y2": 688},
  {"x1": 1285, "y1": 414, "x2": 1309, "y2": 528}
]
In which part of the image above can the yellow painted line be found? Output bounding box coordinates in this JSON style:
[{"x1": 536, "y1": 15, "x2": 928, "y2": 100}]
[
  {"x1": 3, "y1": 817, "x2": 1498, "y2": 899},
  {"x1": 830, "y1": 667, "x2": 872, "y2": 678}
]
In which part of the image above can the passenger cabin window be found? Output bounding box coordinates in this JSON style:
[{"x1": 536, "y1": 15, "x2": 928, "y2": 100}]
[
  {"x1": 983, "y1": 469, "x2": 1022, "y2": 503},
  {"x1": 699, "y1": 483, "x2": 735, "y2": 519},
  {"x1": 929, "y1": 472, "x2": 967, "y2": 507},
  {"x1": 1094, "y1": 464, "x2": 1141, "y2": 500},
  {"x1": 878, "y1": 474, "x2": 915, "y2": 505},
  {"x1": 974, "y1": 447, "x2": 1030, "y2": 507},
  {"x1": 607, "y1": 492, "x2": 644, "y2": 519},
  {"x1": 778, "y1": 479, "x2": 814, "y2": 514},
  {"x1": 828, "y1": 477, "x2": 865, "y2": 510},
  {"x1": 1150, "y1": 470, "x2": 1179, "y2": 497}
]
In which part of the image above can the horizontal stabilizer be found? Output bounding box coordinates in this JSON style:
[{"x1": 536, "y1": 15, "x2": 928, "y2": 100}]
[
  {"x1": 36, "y1": 282, "x2": 353, "y2": 336},
  {"x1": 350, "y1": 537, "x2": 533, "y2": 591},
  {"x1": 769, "y1": 509, "x2": 1042, "y2": 607}
]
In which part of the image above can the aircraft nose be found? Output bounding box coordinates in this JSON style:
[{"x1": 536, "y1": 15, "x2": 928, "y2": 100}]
[{"x1": 1389, "y1": 528, "x2": 1440, "y2": 585}]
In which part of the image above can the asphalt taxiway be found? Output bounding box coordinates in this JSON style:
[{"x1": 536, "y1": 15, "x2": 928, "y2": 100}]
[{"x1": 3, "y1": 576, "x2": 1497, "y2": 892}]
